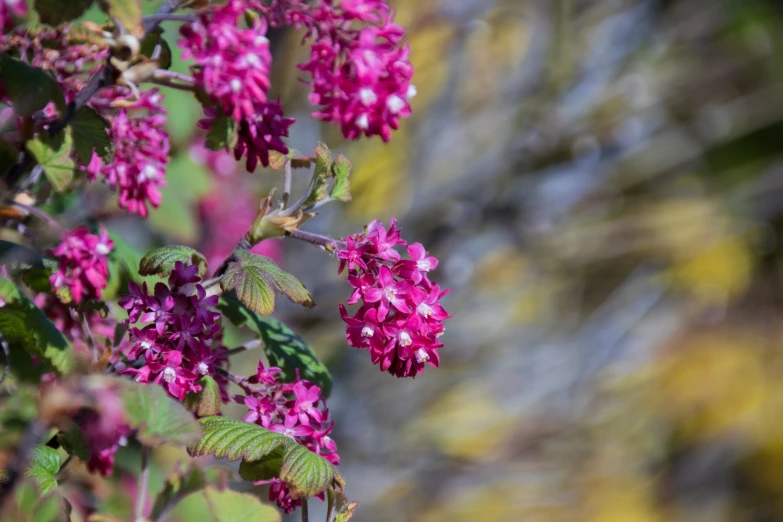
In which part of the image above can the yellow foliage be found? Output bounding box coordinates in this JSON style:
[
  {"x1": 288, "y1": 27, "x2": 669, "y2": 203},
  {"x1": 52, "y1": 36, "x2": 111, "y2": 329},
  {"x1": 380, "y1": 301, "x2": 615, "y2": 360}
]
[{"x1": 582, "y1": 475, "x2": 664, "y2": 522}]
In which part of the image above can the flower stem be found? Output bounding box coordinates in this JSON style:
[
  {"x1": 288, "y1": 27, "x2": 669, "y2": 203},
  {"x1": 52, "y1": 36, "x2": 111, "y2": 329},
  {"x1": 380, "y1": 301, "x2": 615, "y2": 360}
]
[
  {"x1": 224, "y1": 339, "x2": 264, "y2": 357},
  {"x1": 302, "y1": 499, "x2": 309, "y2": 522},
  {"x1": 79, "y1": 310, "x2": 98, "y2": 363},
  {"x1": 282, "y1": 159, "x2": 293, "y2": 208},
  {"x1": 287, "y1": 229, "x2": 344, "y2": 249},
  {"x1": 141, "y1": 13, "x2": 197, "y2": 24},
  {"x1": 11, "y1": 202, "x2": 65, "y2": 232},
  {"x1": 135, "y1": 446, "x2": 150, "y2": 522}
]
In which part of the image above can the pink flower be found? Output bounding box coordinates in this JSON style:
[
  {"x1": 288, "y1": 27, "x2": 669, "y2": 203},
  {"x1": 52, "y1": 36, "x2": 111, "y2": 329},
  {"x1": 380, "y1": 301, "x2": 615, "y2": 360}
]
[
  {"x1": 0, "y1": 0, "x2": 26, "y2": 31},
  {"x1": 334, "y1": 219, "x2": 450, "y2": 378},
  {"x1": 48, "y1": 226, "x2": 113, "y2": 303}
]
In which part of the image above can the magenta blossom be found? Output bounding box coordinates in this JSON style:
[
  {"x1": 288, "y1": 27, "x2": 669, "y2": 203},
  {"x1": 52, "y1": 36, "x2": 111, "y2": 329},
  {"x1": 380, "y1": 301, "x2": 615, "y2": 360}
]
[{"x1": 48, "y1": 226, "x2": 113, "y2": 304}]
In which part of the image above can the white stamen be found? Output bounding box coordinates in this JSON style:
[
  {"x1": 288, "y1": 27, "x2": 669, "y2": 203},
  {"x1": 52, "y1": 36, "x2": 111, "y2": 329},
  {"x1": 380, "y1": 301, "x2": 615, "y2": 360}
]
[
  {"x1": 197, "y1": 362, "x2": 209, "y2": 375},
  {"x1": 140, "y1": 340, "x2": 152, "y2": 350},
  {"x1": 386, "y1": 95, "x2": 405, "y2": 114},
  {"x1": 139, "y1": 164, "x2": 158, "y2": 182},
  {"x1": 417, "y1": 259, "x2": 432, "y2": 271},
  {"x1": 356, "y1": 114, "x2": 369, "y2": 130},
  {"x1": 436, "y1": 328, "x2": 445, "y2": 338},
  {"x1": 118, "y1": 435, "x2": 128, "y2": 446},
  {"x1": 406, "y1": 84, "x2": 417, "y2": 100},
  {"x1": 417, "y1": 303, "x2": 433, "y2": 318},
  {"x1": 361, "y1": 325, "x2": 375, "y2": 338},
  {"x1": 96, "y1": 241, "x2": 111, "y2": 255},
  {"x1": 383, "y1": 287, "x2": 397, "y2": 301},
  {"x1": 359, "y1": 88, "x2": 377, "y2": 106},
  {"x1": 163, "y1": 366, "x2": 176, "y2": 383},
  {"x1": 254, "y1": 35, "x2": 269, "y2": 46},
  {"x1": 399, "y1": 331, "x2": 412, "y2": 347},
  {"x1": 245, "y1": 54, "x2": 261, "y2": 68},
  {"x1": 300, "y1": 401, "x2": 312, "y2": 411},
  {"x1": 415, "y1": 348, "x2": 429, "y2": 363},
  {"x1": 231, "y1": 78, "x2": 242, "y2": 92}
]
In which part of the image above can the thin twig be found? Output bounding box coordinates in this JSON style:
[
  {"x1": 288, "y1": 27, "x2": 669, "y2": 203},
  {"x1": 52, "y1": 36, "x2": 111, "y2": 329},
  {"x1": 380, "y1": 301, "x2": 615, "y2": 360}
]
[
  {"x1": 287, "y1": 229, "x2": 342, "y2": 249},
  {"x1": 152, "y1": 69, "x2": 196, "y2": 85},
  {"x1": 135, "y1": 446, "x2": 150, "y2": 522},
  {"x1": 224, "y1": 339, "x2": 263, "y2": 357},
  {"x1": 302, "y1": 499, "x2": 309, "y2": 522},
  {"x1": 282, "y1": 159, "x2": 293, "y2": 208},
  {"x1": 141, "y1": 13, "x2": 197, "y2": 24},
  {"x1": 143, "y1": 0, "x2": 188, "y2": 34},
  {"x1": 11, "y1": 202, "x2": 65, "y2": 232},
  {"x1": 79, "y1": 310, "x2": 98, "y2": 363},
  {"x1": 214, "y1": 367, "x2": 257, "y2": 395}
]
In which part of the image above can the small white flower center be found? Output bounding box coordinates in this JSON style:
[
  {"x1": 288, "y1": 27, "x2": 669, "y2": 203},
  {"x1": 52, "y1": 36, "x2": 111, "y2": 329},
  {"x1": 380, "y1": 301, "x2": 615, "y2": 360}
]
[
  {"x1": 118, "y1": 435, "x2": 128, "y2": 446},
  {"x1": 255, "y1": 35, "x2": 270, "y2": 46},
  {"x1": 415, "y1": 348, "x2": 429, "y2": 363},
  {"x1": 245, "y1": 54, "x2": 261, "y2": 68},
  {"x1": 96, "y1": 241, "x2": 111, "y2": 255},
  {"x1": 300, "y1": 401, "x2": 312, "y2": 411},
  {"x1": 436, "y1": 328, "x2": 445, "y2": 338},
  {"x1": 163, "y1": 366, "x2": 176, "y2": 382},
  {"x1": 356, "y1": 113, "x2": 369, "y2": 130},
  {"x1": 197, "y1": 362, "x2": 209, "y2": 375},
  {"x1": 140, "y1": 164, "x2": 158, "y2": 182},
  {"x1": 359, "y1": 88, "x2": 377, "y2": 106},
  {"x1": 417, "y1": 303, "x2": 433, "y2": 317},
  {"x1": 386, "y1": 95, "x2": 405, "y2": 114},
  {"x1": 383, "y1": 287, "x2": 397, "y2": 301},
  {"x1": 406, "y1": 84, "x2": 418, "y2": 100},
  {"x1": 140, "y1": 340, "x2": 152, "y2": 350},
  {"x1": 283, "y1": 428, "x2": 295, "y2": 438},
  {"x1": 399, "y1": 331, "x2": 412, "y2": 347},
  {"x1": 231, "y1": 78, "x2": 242, "y2": 92},
  {"x1": 361, "y1": 325, "x2": 375, "y2": 338},
  {"x1": 417, "y1": 259, "x2": 432, "y2": 271}
]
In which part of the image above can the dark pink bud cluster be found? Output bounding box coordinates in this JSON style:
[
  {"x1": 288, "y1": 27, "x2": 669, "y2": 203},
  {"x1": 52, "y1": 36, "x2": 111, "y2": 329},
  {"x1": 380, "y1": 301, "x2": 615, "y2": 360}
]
[
  {"x1": 239, "y1": 361, "x2": 339, "y2": 513},
  {"x1": 335, "y1": 220, "x2": 449, "y2": 378},
  {"x1": 79, "y1": 389, "x2": 131, "y2": 476},
  {"x1": 263, "y1": 0, "x2": 415, "y2": 141},
  {"x1": 86, "y1": 88, "x2": 170, "y2": 217},
  {"x1": 48, "y1": 225, "x2": 113, "y2": 304},
  {"x1": 0, "y1": 0, "x2": 26, "y2": 32},
  {"x1": 119, "y1": 262, "x2": 228, "y2": 401}
]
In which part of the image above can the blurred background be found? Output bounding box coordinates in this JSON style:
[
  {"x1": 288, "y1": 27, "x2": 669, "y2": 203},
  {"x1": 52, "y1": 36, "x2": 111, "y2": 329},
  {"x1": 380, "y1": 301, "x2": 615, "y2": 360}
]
[{"x1": 84, "y1": 0, "x2": 783, "y2": 520}]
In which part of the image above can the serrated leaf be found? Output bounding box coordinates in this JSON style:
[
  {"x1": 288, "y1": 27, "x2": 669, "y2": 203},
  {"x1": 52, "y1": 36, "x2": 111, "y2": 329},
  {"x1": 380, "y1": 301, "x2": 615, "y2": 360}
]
[
  {"x1": 24, "y1": 446, "x2": 60, "y2": 496},
  {"x1": 279, "y1": 443, "x2": 334, "y2": 499},
  {"x1": 0, "y1": 276, "x2": 73, "y2": 374},
  {"x1": 330, "y1": 154, "x2": 352, "y2": 202},
  {"x1": 302, "y1": 142, "x2": 333, "y2": 208},
  {"x1": 205, "y1": 115, "x2": 238, "y2": 152},
  {"x1": 220, "y1": 251, "x2": 314, "y2": 317},
  {"x1": 218, "y1": 297, "x2": 332, "y2": 397},
  {"x1": 26, "y1": 130, "x2": 75, "y2": 192},
  {"x1": 149, "y1": 466, "x2": 208, "y2": 521},
  {"x1": 98, "y1": 0, "x2": 142, "y2": 35},
  {"x1": 237, "y1": 446, "x2": 284, "y2": 483},
  {"x1": 69, "y1": 106, "x2": 112, "y2": 165},
  {"x1": 327, "y1": 488, "x2": 359, "y2": 522},
  {"x1": 119, "y1": 378, "x2": 202, "y2": 447},
  {"x1": 183, "y1": 376, "x2": 222, "y2": 418},
  {"x1": 140, "y1": 30, "x2": 172, "y2": 70},
  {"x1": 188, "y1": 416, "x2": 288, "y2": 462},
  {"x1": 203, "y1": 487, "x2": 281, "y2": 522},
  {"x1": 34, "y1": 0, "x2": 94, "y2": 25},
  {"x1": 0, "y1": 54, "x2": 65, "y2": 116},
  {"x1": 139, "y1": 245, "x2": 208, "y2": 278}
]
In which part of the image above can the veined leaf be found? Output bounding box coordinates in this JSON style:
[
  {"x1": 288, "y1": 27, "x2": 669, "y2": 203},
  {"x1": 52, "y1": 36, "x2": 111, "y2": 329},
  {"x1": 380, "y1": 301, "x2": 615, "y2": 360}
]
[
  {"x1": 183, "y1": 376, "x2": 222, "y2": 418},
  {"x1": 218, "y1": 296, "x2": 332, "y2": 397},
  {"x1": 327, "y1": 488, "x2": 360, "y2": 522},
  {"x1": 302, "y1": 142, "x2": 333, "y2": 208},
  {"x1": 0, "y1": 54, "x2": 65, "y2": 116},
  {"x1": 27, "y1": 130, "x2": 75, "y2": 192},
  {"x1": 220, "y1": 251, "x2": 314, "y2": 316},
  {"x1": 24, "y1": 446, "x2": 60, "y2": 496},
  {"x1": 330, "y1": 154, "x2": 352, "y2": 202},
  {"x1": 189, "y1": 417, "x2": 338, "y2": 499},
  {"x1": 139, "y1": 245, "x2": 208, "y2": 278},
  {"x1": 205, "y1": 115, "x2": 238, "y2": 152},
  {"x1": 69, "y1": 106, "x2": 112, "y2": 164}
]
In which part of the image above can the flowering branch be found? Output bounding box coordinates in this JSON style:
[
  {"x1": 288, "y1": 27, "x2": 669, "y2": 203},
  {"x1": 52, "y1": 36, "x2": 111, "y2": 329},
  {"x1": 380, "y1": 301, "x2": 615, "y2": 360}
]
[
  {"x1": 224, "y1": 339, "x2": 264, "y2": 357},
  {"x1": 287, "y1": 229, "x2": 341, "y2": 249}
]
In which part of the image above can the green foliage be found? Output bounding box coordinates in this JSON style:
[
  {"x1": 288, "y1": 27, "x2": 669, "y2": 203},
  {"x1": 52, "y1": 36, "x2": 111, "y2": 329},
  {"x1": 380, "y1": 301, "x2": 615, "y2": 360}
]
[
  {"x1": 0, "y1": 54, "x2": 65, "y2": 117},
  {"x1": 150, "y1": 466, "x2": 208, "y2": 521},
  {"x1": 140, "y1": 30, "x2": 172, "y2": 69},
  {"x1": 189, "y1": 416, "x2": 338, "y2": 499},
  {"x1": 34, "y1": 0, "x2": 94, "y2": 25},
  {"x1": 183, "y1": 376, "x2": 222, "y2": 417},
  {"x1": 302, "y1": 142, "x2": 333, "y2": 208},
  {"x1": 327, "y1": 488, "x2": 360, "y2": 522},
  {"x1": 219, "y1": 296, "x2": 332, "y2": 397},
  {"x1": 69, "y1": 106, "x2": 113, "y2": 164},
  {"x1": 220, "y1": 250, "x2": 314, "y2": 316},
  {"x1": 97, "y1": 0, "x2": 142, "y2": 34},
  {"x1": 330, "y1": 154, "x2": 352, "y2": 202},
  {"x1": 24, "y1": 446, "x2": 60, "y2": 496},
  {"x1": 1, "y1": 482, "x2": 68, "y2": 522},
  {"x1": 118, "y1": 378, "x2": 202, "y2": 447},
  {"x1": 0, "y1": 276, "x2": 73, "y2": 375},
  {"x1": 57, "y1": 426, "x2": 91, "y2": 461},
  {"x1": 202, "y1": 487, "x2": 281, "y2": 522},
  {"x1": 205, "y1": 115, "x2": 238, "y2": 152},
  {"x1": 139, "y1": 245, "x2": 208, "y2": 278},
  {"x1": 26, "y1": 130, "x2": 75, "y2": 192}
]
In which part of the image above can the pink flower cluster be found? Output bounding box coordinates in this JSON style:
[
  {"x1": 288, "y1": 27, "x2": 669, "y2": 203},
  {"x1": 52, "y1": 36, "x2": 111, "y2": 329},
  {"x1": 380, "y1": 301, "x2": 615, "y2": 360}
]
[
  {"x1": 119, "y1": 262, "x2": 228, "y2": 401},
  {"x1": 79, "y1": 388, "x2": 131, "y2": 476},
  {"x1": 0, "y1": 0, "x2": 27, "y2": 33},
  {"x1": 263, "y1": 0, "x2": 415, "y2": 141},
  {"x1": 239, "y1": 361, "x2": 339, "y2": 513},
  {"x1": 179, "y1": 0, "x2": 293, "y2": 170},
  {"x1": 86, "y1": 88, "x2": 170, "y2": 217},
  {"x1": 48, "y1": 226, "x2": 113, "y2": 304},
  {"x1": 335, "y1": 220, "x2": 449, "y2": 378}
]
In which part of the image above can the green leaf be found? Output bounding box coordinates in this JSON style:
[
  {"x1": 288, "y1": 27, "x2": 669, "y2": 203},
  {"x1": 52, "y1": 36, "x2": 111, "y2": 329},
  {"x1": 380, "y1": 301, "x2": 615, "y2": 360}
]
[
  {"x1": 57, "y1": 427, "x2": 91, "y2": 461},
  {"x1": 189, "y1": 417, "x2": 337, "y2": 499},
  {"x1": 279, "y1": 443, "x2": 334, "y2": 499},
  {"x1": 140, "y1": 30, "x2": 172, "y2": 70},
  {"x1": 203, "y1": 487, "x2": 281, "y2": 522},
  {"x1": 24, "y1": 446, "x2": 60, "y2": 496},
  {"x1": 98, "y1": 0, "x2": 142, "y2": 34},
  {"x1": 220, "y1": 251, "x2": 314, "y2": 317},
  {"x1": 34, "y1": 0, "x2": 94, "y2": 24},
  {"x1": 119, "y1": 378, "x2": 202, "y2": 447},
  {"x1": 1, "y1": 482, "x2": 68, "y2": 522},
  {"x1": 302, "y1": 142, "x2": 333, "y2": 208},
  {"x1": 0, "y1": 54, "x2": 65, "y2": 116},
  {"x1": 327, "y1": 488, "x2": 360, "y2": 522},
  {"x1": 69, "y1": 106, "x2": 112, "y2": 165},
  {"x1": 149, "y1": 466, "x2": 208, "y2": 521},
  {"x1": 183, "y1": 376, "x2": 222, "y2": 418},
  {"x1": 188, "y1": 416, "x2": 288, "y2": 462},
  {"x1": 237, "y1": 446, "x2": 284, "y2": 483},
  {"x1": 205, "y1": 115, "x2": 238, "y2": 152},
  {"x1": 330, "y1": 154, "x2": 352, "y2": 202},
  {"x1": 139, "y1": 245, "x2": 208, "y2": 278},
  {"x1": 0, "y1": 276, "x2": 73, "y2": 374},
  {"x1": 26, "y1": 130, "x2": 75, "y2": 192},
  {"x1": 218, "y1": 296, "x2": 332, "y2": 397}
]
